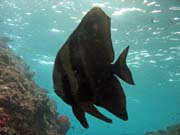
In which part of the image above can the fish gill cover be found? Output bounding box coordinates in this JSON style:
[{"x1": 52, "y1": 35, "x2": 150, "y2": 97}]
[{"x1": 0, "y1": 0, "x2": 180, "y2": 135}]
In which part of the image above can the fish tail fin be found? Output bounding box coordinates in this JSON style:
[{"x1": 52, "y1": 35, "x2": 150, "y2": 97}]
[
  {"x1": 72, "y1": 105, "x2": 89, "y2": 128},
  {"x1": 113, "y1": 46, "x2": 135, "y2": 85},
  {"x1": 85, "y1": 105, "x2": 112, "y2": 123}
]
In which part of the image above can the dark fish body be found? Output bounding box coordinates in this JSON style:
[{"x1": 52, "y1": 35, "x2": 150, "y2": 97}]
[{"x1": 53, "y1": 7, "x2": 134, "y2": 128}]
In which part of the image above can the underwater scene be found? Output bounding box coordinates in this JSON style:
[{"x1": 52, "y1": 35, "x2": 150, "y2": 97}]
[{"x1": 0, "y1": 0, "x2": 180, "y2": 135}]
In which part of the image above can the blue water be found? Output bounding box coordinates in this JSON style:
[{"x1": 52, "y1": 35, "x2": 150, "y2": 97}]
[{"x1": 1, "y1": 0, "x2": 180, "y2": 134}]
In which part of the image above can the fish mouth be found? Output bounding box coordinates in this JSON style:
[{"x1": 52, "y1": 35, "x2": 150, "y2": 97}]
[
  {"x1": 87, "y1": 7, "x2": 108, "y2": 19},
  {"x1": 81, "y1": 7, "x2": 110, "y2": 38},
  {"x1": 89, "y1": 7, "x2": 104, "y2": 14}
]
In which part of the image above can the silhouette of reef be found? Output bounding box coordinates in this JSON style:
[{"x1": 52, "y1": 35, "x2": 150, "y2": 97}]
[
  {"x1": 0, "y1": 37, "x2": 70, "y2": 135},
  {"x1": 145, "y1": 123, "x2": 180, "y2": 135}
]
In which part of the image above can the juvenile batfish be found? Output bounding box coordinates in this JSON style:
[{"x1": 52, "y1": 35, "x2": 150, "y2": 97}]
[{"x1": 53, "y1": 7, "x2": 135, "y2": 128}]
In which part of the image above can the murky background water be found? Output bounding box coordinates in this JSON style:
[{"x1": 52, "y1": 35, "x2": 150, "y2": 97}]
[{"x1": 0, "y1": 0, "x2": 180, "y2": 134}]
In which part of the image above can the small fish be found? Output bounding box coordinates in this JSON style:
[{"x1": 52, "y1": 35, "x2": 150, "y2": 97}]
[{"x1": 53, "y1": 7, "x2": 134, "y2": 128}]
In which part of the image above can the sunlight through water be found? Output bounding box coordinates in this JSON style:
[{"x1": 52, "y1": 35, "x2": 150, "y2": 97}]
[{"x1": 0, "y1": 0, "x2": 180, "y2": 135}]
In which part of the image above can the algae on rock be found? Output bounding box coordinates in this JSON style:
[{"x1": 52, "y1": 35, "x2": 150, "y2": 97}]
[{"x1": 0, "y1": 37, "x2": 70, "y2": 135}]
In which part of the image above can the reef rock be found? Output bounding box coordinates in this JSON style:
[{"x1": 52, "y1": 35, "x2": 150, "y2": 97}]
[
  {"x1": 0, "y1": 37, "x2": 70, "y2": 135},
  {"x1": 146, "y1": 123, "x2": 180, "y2": 135}
]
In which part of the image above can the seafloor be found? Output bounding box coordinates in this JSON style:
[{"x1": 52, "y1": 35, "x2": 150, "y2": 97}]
[
  {"x1": 0, "y1": 37, "x2": 70, "y2": 135},
  {"x1": 145, "y1": 124, "x2": 180, "y2": 135}
]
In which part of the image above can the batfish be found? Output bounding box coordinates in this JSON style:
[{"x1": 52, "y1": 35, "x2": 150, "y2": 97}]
[{"x1": 53, "y1": 7, "x2": 134, "y2": 128}]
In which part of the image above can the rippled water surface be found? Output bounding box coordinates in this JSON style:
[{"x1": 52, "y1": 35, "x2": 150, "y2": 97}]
[{"x1": 1, "y1": 0, "x2": 180, "y2": 135}]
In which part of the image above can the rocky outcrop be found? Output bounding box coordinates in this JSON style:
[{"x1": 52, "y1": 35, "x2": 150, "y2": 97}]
[
  {"x1": 145, "y1": 124, "x2": 180, "y2": 135},
  {"x1": 0, "y1": 37, "x2": 70, "y2": 135}
]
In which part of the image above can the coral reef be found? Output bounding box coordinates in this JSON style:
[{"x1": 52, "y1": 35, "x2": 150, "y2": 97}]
[
  {"x1": 145, "y1": 124, "x2": 180, "y2": 135},
  {"x1": 57, "y1": 116, "x2": 70, "y2": 135},
  {"x1": 0, "y1": 37, "x2": 70, "y2": 135}
]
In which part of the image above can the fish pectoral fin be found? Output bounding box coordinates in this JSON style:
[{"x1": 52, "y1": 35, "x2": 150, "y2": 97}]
[
  {"x1": 84, "y1": 104, "x2": 112, "y2": 123},
  {"x1": 72, "y1": 105, "x2": 89, "y2": 128}
]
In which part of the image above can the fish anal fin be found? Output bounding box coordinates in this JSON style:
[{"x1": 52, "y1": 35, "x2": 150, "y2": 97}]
[
  {"x1": 72, "y1": 105, "x2": 89, "y2": 128},
  {"x1": 83, "y1": 104, "x2": 112, "y2": 123},
  {"x1": 96, "y1": 76, "x2": 128, "y2": 121}
]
